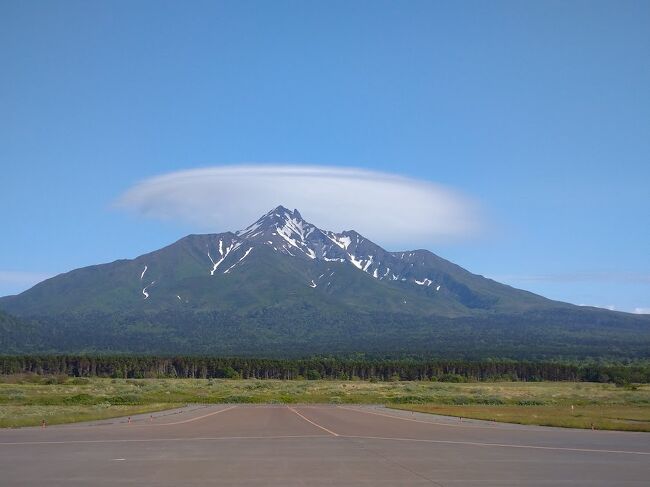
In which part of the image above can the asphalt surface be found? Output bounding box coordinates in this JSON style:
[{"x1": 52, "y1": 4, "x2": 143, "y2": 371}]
[{"x1": 1, "y1": 404, "x2": 648, "y2": 486}]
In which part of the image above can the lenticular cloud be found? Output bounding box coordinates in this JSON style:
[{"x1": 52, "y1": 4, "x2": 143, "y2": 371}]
[{"x1": 116, "y1": 165, "x2": 481, "y2": 246}]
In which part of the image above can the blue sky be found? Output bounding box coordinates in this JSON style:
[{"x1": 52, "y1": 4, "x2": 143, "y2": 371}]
[{"x1": 1, "y1": 1, "x2": 648, "y2": 312}]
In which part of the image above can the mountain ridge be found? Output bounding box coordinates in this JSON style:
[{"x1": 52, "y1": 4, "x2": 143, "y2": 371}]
[
  {"x1": 1, "y1": 205, "x2": 648, "y2": 358},
  {"x1": 0, "y1": 205, "x2": 563, "y2": 316}
]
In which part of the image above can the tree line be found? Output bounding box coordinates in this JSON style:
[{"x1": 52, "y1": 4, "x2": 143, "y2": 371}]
[{"x1": 1, "y1": 355, "x2": 649, "y2": 383}]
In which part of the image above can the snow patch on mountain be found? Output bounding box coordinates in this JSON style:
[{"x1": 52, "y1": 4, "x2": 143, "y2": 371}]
[
  {"x1": 348, "y1": 254, "x2": 364, "y2": 269},
  {"x1": 142, "y1": 281, "x2": 155, "y2": 299},
  {"x1": 207, "y1": 238, "x2": 237, "y2": 275},
  {"x1": 224, "y1": 247, "x2": 254, "y2": 274},
  {"x1": 325, "y1": 232, "x2": 352, "y2": 250}
]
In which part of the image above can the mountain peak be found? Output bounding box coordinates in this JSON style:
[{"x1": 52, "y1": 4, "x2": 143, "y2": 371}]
[
  {"x1": 271, "y1": 204, "x2": 291, "y2": 214},
  {"x1": 236, "y1": 205, "x2": 309, "y2": 238},
  {"x1": 233, "y1": 207, "x2": 453, "y2": 287},
  {"x1": 257, "y1": 205, "x2": 303, "y2": 224}
]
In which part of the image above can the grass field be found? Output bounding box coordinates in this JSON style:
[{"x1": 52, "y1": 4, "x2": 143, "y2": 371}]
[
  {"x1": 0, "y1": 404, "x2": 176, "y2": 429},
  {"x1": 390, "y1": 404, "x2": 650, "y2": 432},
  {"x1": 1, "y1": 375, "x2": 648, "y2": 430}
]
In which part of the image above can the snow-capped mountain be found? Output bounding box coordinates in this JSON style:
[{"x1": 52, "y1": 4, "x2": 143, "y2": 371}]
[
  {"x1": 0, "y1": 205, "x2": 561, "y2": 315},
  {"x1": 168, "y1": 205, "x2": 504, "y2": 301},
  {"x1": 186, "y1": 205, "x2": 448, "y2": 291},
  {"x1": 3, "y1": 205, "x2": 648, "y2": 356},
  {"x1": 237, "y1": 206, "x2": 440, "y2": 287}
]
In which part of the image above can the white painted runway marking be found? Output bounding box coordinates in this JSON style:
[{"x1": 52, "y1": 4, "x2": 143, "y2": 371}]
[
  {"x1": 0, "y1": 435, "x2": 331, "y2": 446},
  {"x1": 1, "y1": 434, "x2": 647, "y2": 456},
  {"x1": 287, "y1": 407, "x2": 339, "y2": 436}
]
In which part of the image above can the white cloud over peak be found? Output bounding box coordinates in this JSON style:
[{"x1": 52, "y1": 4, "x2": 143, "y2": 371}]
[
  {"x1": 634, "y1": 307, "x2": 650, "y2": 315},
  {"x1": 115, "y1": 165, "x2": 481, "y2": 246}
]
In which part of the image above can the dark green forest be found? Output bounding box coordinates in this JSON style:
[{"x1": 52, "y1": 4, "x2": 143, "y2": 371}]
[
  {"x1": 3, "y1": 308, "x2": 650, "y2": 360},
  {"x1": 2, "y1": 355, "x2": 649, "y2": 384}
]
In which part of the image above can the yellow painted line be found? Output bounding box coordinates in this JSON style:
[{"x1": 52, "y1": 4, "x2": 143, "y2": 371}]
[
  {"x1": 156, "y1": 405, "x2": 238, "y2": 425},
  {"x1": 287, "y1": 407, "x2": 339, "y2": 436},
  {"x1": 8, "y1": 406, "x2": 229, "y2": 431},
  {"x1": 336, "y1": 405, "x2": 510, "y2": 430},
  {"x1": 336, "y1": 406, "x2": 571, "y2": 432},
  {"x1": 337, "y1": 406, "x2": 650, "y2": 435}
]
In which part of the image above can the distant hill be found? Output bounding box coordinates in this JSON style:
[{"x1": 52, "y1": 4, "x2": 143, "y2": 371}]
[{"x1": 1, "y1": 206, "x2": 649, "y2": 359}]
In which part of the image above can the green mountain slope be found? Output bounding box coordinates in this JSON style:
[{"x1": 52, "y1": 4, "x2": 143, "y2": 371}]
[{"x1": 1, "y1": 206, "x2": 648, "y2": 358}]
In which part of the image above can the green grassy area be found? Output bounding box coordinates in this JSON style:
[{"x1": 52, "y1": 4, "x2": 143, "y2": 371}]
[
  {"x1": 1, "y1": 375, "x2": 648, "y2": 430},
  {"x1": 390, "y1": 404, "x2": 650, "y2": 432},
  {"x1": 0, "y1": 404, "x2": 176, "y2": 428}
]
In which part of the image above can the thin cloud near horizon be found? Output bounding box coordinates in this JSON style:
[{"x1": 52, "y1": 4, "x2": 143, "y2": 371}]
[
  {"x1": 115, "y1": 165, "x2": 483, "y2": 247},
  {"x1": 576, "y1": 304, "x2": 650, "y2": 315},
  {"x1": 492, "y1": 272, "x2": 650, "y2": 284}
]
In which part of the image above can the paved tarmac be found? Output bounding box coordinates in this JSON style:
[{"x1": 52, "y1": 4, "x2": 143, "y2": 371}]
[{"x1": 0, "y1": 404, "x2": 648, "y2": 486}]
